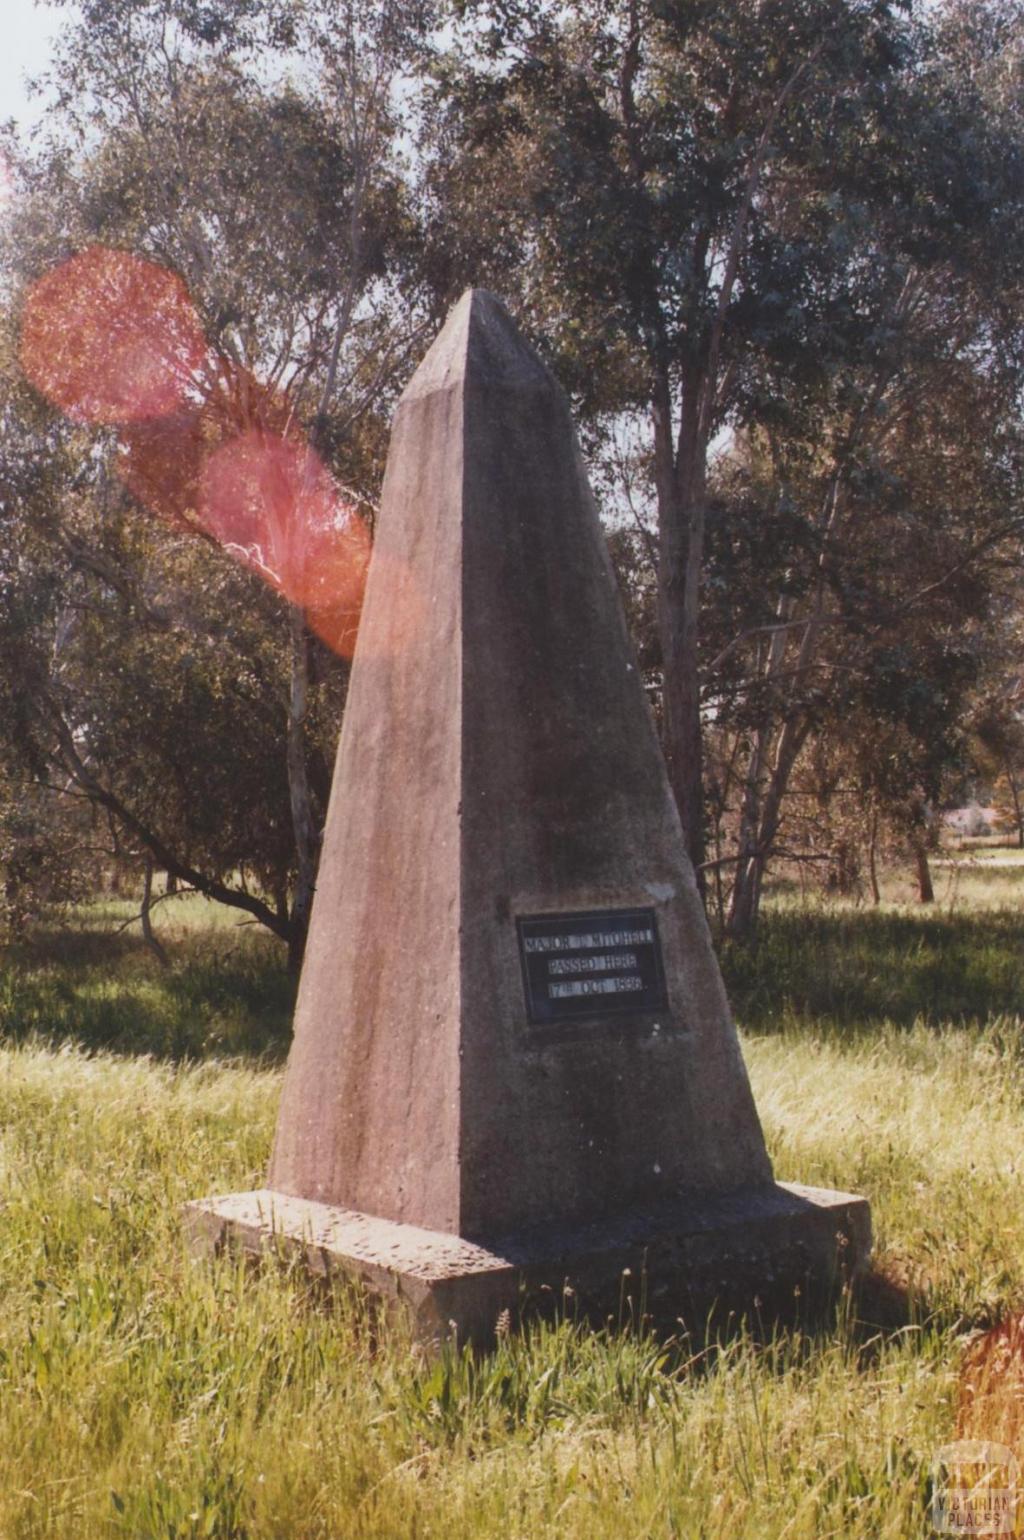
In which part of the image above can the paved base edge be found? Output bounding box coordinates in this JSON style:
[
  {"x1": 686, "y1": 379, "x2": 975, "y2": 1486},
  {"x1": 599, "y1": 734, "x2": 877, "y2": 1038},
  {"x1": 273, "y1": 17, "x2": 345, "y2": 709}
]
[{"x1": 183, "y1": 1182, "x2": 871, "y2": 1345}]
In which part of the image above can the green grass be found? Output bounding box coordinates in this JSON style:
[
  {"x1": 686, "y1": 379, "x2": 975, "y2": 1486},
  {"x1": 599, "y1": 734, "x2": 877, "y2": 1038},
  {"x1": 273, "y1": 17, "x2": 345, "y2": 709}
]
[
  {"x1": 0, "y1": 888, "x2": 1022, "y2": 1536},
  {"x1": 721, "y1": 906, "x2": 1024, "y2": 1032},
  {"x1": 0, "y1": 895, "x2": 294, "y2": 1061}
]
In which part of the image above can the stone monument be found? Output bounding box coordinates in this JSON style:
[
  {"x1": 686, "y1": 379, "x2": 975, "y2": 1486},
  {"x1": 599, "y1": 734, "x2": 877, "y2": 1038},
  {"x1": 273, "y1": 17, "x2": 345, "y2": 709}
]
[{"x1": 185, "y1": 290, "x2": 870, "y2": 1342}]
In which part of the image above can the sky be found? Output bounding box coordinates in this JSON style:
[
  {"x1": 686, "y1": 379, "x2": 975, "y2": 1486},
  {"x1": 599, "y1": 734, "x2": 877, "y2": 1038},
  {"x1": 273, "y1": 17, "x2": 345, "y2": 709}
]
[{"x1": 0, "y1": 0, "x2": 67, "y2": 133}]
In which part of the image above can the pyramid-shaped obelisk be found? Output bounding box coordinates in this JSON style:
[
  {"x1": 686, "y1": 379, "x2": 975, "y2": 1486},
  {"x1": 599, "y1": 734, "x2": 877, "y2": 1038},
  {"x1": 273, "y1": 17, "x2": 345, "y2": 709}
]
[{"x1": 187, "y1": 292, "x2": 869, "y2": 1339}]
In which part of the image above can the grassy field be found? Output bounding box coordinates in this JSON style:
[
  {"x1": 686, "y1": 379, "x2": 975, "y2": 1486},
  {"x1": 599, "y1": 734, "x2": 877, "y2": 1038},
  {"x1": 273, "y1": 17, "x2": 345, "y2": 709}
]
[{"x1": 1, "y1": 865, "x2": 1024, "y2": 1537}]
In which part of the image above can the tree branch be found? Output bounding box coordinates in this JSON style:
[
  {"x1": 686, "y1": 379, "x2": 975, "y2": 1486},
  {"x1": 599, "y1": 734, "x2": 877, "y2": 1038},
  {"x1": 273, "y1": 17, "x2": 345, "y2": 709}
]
[{"x1": 42, "y1": 703, "x2": 291, "y2": 941}]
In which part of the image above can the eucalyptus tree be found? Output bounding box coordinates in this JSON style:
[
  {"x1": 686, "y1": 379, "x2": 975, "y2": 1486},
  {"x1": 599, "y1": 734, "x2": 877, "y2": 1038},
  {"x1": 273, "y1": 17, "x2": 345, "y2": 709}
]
[
  {"x1": 3, "y1": 0, "x2": 435, "y2": 961},
  {"x1": 704, "y1": 0, "x2": 1024, "y2": 933},
  {"x1": 425, "y1": 0, "x2": 1024, "y2": 926}
]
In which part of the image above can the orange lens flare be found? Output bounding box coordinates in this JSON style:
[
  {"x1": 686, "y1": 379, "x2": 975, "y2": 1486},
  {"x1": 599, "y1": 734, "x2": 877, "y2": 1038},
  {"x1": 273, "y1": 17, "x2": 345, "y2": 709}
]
[
  {"x1": 200, "y1": 428, "x2": 371, "y2": 654},
  {"x1": 21, "y1": 247, "x2": 208, "y2": 424},
  {"x1": 118, "y1": 366, "x2": 292, "y2": 532},
  {"x1": 959, "y1": 1312, "x2": 1024, "y2": 1456},
  {"x1": 301, "y1": 520, "x2": 374, "y2": 658},
  {"x1": 21, "y1": 246, "x2": 383, "y2": 660}
]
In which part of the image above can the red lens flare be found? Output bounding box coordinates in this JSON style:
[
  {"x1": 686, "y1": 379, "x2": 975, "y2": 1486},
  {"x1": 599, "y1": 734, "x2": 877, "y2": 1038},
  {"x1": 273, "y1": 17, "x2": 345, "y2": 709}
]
[
  {"x1": 20, "y1": 246, "x2": 208, "y2": 424},
  {"x1": 22, "y1": 246, "x2": 388, "y2": 660},
  {"x1": 200, "y1": 428, "x2": 371, "y2": 654},
  {"x1": 118, "y1": 410, "x2": 207, "y2": 532},
  {"x1": 118, "y1": 365, "x2": 292, "y2": 532},
  {"x1": 300, "y1": 519, "x2": 375, "y2": 659}
]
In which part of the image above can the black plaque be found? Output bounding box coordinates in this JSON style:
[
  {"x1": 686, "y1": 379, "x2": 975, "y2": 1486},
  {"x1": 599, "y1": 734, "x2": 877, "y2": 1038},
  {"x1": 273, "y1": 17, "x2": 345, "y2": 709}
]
[{"x1": 516, "y1": 907, "x2": 669, "y2": 1025}]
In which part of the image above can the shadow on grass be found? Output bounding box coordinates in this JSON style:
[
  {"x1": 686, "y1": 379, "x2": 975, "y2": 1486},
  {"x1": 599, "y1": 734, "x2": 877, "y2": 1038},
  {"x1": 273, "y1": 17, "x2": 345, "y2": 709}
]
[
  {"x1": 14, "y1": 923, "x2": 149, "y2": 970},
  {"x1": 376, "y1": 1259, "x2": 918, "y2": 1391},
  {"x1": 9, "y1": 894, "x2": 1024, "y2": 1063},
  {"x1": 0, "y1": 912, "x2": 296, "y2": 1063},
  {"x1": 721, "y1": 906, "x2": 1024, "y2": 1035}
]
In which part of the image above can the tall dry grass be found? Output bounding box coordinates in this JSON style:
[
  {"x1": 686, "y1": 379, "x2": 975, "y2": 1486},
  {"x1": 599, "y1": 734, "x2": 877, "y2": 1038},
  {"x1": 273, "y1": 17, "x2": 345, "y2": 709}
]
[{"x1": 0, "y1": 884, "x2": 1020, "y2": 1535}]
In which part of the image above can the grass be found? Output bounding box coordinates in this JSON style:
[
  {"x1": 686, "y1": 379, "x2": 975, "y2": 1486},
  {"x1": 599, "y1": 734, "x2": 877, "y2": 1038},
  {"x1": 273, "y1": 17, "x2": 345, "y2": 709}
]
[
  {"x1": 0, "y1": 896, "x2": 294, "y2": 1061},
  {"x1": 721, "y1": 906, "x2": 1024, "y2": 1032},
  {"x1": 0, "y1": 883, "x2": 1023, "y2": 1535}
]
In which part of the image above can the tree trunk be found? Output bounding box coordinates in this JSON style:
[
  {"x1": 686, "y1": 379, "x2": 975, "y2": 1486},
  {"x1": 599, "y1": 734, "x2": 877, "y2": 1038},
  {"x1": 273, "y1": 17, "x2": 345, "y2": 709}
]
[
  {"x1": 723, "y1": 591, "x2": 806, "y2": 941},
  {"x1": 868, "y1": 807, "x2": 882, "y2": 905},
  {"x1": 726, "y1": 853, "x2": 762, "y2": 942},
  {"x1": 663, "y1": 587, "x2": 706, "y2": 891},
  {"x1": 912, "y1": 839, "x2": 934, "y2": 904},
  {"x1": 141, "y1": 857, "x2": 169, "y2": 967},
  {"x1": 711, "y1": 818, "x2": 725, "y2": 933},
  {"x1": 726, "y1": 725, "x2": 768, "y2": 941},
  {"x1": 286, "y1": 607, "x2": 321, "y2": 973},
  {"x1": 655, "y1": 389, "x2": 707, "y2": 893},
  {"x1": 725, "y1": 711, "x2": 812, "y2": 940},
  {"x1": 1004, "y1": 758, "x2": 1024, "y2": 849}
]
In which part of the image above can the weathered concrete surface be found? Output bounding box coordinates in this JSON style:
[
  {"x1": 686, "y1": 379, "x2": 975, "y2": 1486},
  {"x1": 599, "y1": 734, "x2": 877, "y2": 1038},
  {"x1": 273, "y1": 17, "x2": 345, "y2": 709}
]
[
  {"x1": 188, "y1": 290, "x2": 871, "y2": 1337},
  {"x1": 268, "y1": 289, "x2": 772, "y2": 1239},
  {"x1": 184, "y1": 1184, "x2": 871, "y2": 1347}
]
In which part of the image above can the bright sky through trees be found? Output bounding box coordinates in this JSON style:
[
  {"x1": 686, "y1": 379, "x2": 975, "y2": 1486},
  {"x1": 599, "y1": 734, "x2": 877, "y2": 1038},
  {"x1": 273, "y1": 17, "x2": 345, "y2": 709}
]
[{"x1": 0, "y1": 0, "x2": 68, "y2": 130}]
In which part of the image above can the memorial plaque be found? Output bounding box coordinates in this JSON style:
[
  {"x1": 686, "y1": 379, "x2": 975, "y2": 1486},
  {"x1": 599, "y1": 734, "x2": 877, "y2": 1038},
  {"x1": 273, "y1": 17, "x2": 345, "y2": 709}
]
[{"x1": 516, "y1": 907, "x2": 669, "y2": 1025}]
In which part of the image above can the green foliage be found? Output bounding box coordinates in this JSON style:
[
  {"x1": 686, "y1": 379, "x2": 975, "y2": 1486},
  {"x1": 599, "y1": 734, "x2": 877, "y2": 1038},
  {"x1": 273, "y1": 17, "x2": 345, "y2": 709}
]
[
  {"x1": 430, "y1": 0, "x2": 920, "y2": 400},
  {"x1": 0, "y1": 0, "x2": 434, "y2": 951},
  {"x1": 0, "y1": 770, "x2": 96, "y2": 937},
  {"x1": 0, "y1": 463, "x2": 323, "y2": 910},
  {"x1": 427, "y1": 0, "x2": 1024, "y2": 928}
]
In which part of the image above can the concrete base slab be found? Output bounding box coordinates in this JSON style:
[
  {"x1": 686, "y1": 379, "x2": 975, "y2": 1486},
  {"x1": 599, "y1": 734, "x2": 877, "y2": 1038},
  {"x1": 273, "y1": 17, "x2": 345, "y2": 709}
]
[{"x1": 183, "y1": 1182, "x2": 871, "y2": 1346}]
